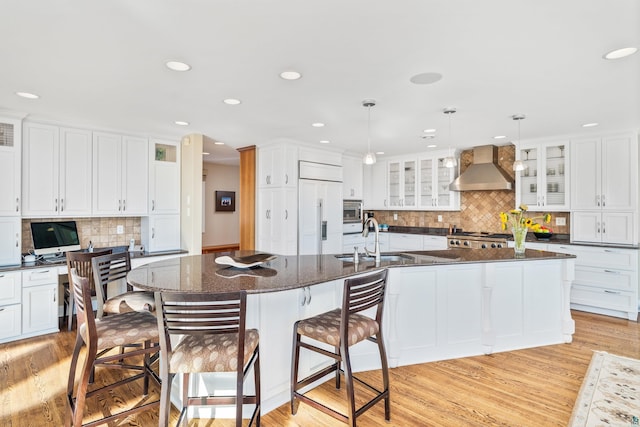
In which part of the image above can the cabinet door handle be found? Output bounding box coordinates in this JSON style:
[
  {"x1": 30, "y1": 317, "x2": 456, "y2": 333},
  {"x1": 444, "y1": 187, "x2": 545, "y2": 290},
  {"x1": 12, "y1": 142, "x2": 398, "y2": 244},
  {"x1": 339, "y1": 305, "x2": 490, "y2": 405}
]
[
  {"x1": 55, "y1": 198, "x2": 58, "y2": 212},
  {"x1": 285, "y1": 174, "x2": 288, "y2": 184},
  {"x1": 603, "y1": 270, "x2": 621, "y2": 274},
  {"x1": 266, "y1": 175, "x2": 271, "y2": 185},
  {"x1": 53, "y1": 288, "x2": 57, "y2": 302},
  {"x1": 16, "y1": 197, "x2": 19, "y2": 212},
  {"x1": 384, "y1": 199, "x2": 387, "y2": 207},
  {"x1": 0, "y1": 308, "x2": 4, "y2": 312},
  {"x1": 596, "y1": 222, "x2": 600, "y2": 234},
  {"x1": 604, "y1": 289, "x2": 621, "y2": 294},
  {"x1": 152, "y1": 228, "x2": 155, "y2": 238},
  {"x1": 602, "y1": 222, "x2": 605, "y2": 234},
  {"x1": 152, "y1": 200, "x2": 155, "y2": 211},
  {"x1": 596, "y1": 195, "x2": 600, "y2": 206},
  {"x1": 285, "y1": 209, "x2": 288, "y2": 220},
  {"x1": 60, "y1": 198, "x2": 64, "y2": 212},
  {"x1": 601, "y1": 194, "x2": 605, "y2": 207},
  {"x1": 122, "y1": 200, "x2": 126, "y2": 211},
  {"x1": 306, "y1": 287, "x2": 312, "y2": 305},
  {"x1": 300, "y1": 288, "x2": 307, "y2": 306}
]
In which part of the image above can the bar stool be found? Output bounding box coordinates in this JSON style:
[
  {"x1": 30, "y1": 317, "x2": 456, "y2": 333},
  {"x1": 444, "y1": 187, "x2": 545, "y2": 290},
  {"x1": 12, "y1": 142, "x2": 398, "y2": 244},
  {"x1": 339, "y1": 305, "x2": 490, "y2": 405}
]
[
  {"x1": 291, "y1": 269, "x2": 390, "y2": 426},
  {"x1": 155, "y1": 290, "x2": 261, "y2": 427},
  {"x1": 91, "y1": 251, "x2": 155, "y2": 318},
  {"x1": 64, "y1": 249, "x2": 112, "y2": 331},
  {"x1": 66, "y1": 268, "x2": 160, "y2": 427}
]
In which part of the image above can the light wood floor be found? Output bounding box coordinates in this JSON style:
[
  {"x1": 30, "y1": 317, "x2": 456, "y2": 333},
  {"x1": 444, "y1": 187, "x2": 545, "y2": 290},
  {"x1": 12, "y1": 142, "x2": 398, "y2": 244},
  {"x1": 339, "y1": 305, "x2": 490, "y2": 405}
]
[{"x1": 0, "y1": 310, "x2": 638, "y2": 426}]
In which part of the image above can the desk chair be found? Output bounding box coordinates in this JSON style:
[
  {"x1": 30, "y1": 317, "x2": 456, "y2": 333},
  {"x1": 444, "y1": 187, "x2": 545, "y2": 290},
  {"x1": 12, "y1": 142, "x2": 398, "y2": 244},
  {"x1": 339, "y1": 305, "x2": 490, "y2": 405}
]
[
  {"x1": 91, "y1": 251, "x2": 155, "y2": 318},
  {"x1": 291, "y1": 269, "x2": 390, "y2": 426},
  {"x1": 155, "y1": 290, "x2": 261, "y2": 427},
  {"x1": 66, "y1": 268, "x2": 160, "y2": 427},
  {"x1": 64, "y1": 249, "x2": 112, "y2": 331}
]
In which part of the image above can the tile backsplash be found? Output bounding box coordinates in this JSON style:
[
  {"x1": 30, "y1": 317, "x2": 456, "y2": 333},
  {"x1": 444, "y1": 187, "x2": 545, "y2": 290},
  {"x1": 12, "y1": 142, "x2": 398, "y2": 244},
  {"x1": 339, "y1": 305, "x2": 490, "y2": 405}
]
[{"x1": 22, "y1": 217, "x2": 141, "y2": 254}]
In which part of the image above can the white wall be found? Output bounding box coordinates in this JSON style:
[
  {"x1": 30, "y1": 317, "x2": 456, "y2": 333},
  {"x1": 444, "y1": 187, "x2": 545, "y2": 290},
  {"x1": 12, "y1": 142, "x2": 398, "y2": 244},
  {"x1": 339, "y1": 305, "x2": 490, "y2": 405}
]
[{"x1": 202, "y1": 162, "x2": 240, "y2": 246}]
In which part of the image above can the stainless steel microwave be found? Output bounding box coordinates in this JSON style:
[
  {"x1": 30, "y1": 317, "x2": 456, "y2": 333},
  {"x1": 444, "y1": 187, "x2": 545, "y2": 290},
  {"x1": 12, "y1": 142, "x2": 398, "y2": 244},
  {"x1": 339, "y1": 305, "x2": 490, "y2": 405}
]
[{"x1": 342, "y1": 200, "x2": 363, "y2": 224}]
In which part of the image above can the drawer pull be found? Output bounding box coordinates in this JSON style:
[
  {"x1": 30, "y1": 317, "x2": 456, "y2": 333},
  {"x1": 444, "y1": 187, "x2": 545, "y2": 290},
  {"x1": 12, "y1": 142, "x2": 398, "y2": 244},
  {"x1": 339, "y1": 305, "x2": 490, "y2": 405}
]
[
  {"x1": 33, "y1": 270, "x2": 50, "y2": 275},
  {"x1": 604, "y1": 290, "x2": 621, "y2": 295},
  {"x1": 603, "y1": 270, "x2": 621, "y2": 274}
]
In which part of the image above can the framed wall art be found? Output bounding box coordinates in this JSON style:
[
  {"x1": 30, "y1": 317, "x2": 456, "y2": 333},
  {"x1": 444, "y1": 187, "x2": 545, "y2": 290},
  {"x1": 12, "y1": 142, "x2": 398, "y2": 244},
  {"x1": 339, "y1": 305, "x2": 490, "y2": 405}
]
[{"x1": 215, "y1": 191, "x2": 236, "y2": 212}]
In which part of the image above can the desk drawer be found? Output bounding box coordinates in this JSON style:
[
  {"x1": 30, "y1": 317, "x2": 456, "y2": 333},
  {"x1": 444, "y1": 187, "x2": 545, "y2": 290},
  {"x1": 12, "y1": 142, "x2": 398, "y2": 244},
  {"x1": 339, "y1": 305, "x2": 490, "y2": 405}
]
[
  {"x1": 23, "y1": 268, "x2": 58, "y2": 287},
  {"x1": 574, "y1": 266, "x2": 635, "y2": 292},
  {"x1": 571, "y1": 284, "x2": 636, "y2": 312}
]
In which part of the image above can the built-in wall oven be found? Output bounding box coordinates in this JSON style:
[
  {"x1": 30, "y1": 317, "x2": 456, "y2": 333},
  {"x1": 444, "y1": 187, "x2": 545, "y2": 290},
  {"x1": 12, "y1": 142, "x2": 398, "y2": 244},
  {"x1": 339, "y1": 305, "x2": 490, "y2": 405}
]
[{"x1": 342, "y1": 200, "x2": 363, "y2": 233}]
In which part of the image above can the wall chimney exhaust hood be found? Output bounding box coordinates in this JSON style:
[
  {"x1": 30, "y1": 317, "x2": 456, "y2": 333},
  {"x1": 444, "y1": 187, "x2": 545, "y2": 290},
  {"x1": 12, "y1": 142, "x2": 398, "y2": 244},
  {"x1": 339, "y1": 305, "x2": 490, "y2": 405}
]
[{"x1": 449, "y1": 145, "x2": 514, "y2": 191}]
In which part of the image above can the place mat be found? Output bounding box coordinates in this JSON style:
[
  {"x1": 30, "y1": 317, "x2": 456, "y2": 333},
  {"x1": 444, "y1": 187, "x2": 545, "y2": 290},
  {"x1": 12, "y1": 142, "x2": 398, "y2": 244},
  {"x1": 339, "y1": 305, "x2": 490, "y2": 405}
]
[
  {"x1": 214, "y1": 253, "x2": 276, "y2": 268},
  {"x1": 569, "y1": 351, "x2": 640, "y2": 426}
]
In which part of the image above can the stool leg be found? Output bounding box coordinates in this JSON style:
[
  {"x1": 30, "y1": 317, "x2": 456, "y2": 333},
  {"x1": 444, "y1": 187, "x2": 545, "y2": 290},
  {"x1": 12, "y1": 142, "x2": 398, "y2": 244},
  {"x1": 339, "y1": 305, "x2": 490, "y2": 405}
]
[
  {"x1": 158, "y1": 371, "x2": 174, "y2": 427},
  {"x1": 334, "y1": 345, "x2": 341, "y2": 389},
  {"x1": 377, "y1": 332, "x2": 391, "y2": 421},
  {"x1": 341, "y1": 342, "x2": 357, "y2": 427},
  {"x1": 290, "y1": 325, "x2": 301, "y2": 415},
  {"x1": 253, "y1": 350, "x2": 261, "y2": 426},
  {"x1": 67, "y1": 294, "x2": 74, "y2": 331}
]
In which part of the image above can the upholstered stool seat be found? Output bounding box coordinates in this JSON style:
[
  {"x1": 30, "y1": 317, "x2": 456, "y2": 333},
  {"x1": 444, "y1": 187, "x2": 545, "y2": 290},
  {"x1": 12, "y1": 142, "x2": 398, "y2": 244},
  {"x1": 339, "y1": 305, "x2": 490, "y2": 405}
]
[
  {"x1": 79, "y1": 310, "x2": 158, "y2": 350},
  {"x1": 102, "y1": 292, "x2": 155, "y2": 314},
  {"x1": 291, "y1": 269, "x2": 390, "y2": 427}
]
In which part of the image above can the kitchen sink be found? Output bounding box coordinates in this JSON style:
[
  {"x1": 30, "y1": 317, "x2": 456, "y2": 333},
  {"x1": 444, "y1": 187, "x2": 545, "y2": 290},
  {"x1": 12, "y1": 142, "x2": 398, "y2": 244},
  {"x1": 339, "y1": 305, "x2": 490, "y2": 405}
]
[{"x1": 335, "y1": 253, "x2": 415, "y2": 263}]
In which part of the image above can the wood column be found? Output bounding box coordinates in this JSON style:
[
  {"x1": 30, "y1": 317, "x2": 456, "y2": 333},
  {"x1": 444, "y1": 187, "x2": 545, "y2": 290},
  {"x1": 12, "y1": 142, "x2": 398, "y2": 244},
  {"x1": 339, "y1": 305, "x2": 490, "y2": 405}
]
[{"x1": 237, "y1": 145, "x2": 256, "y2": 250}]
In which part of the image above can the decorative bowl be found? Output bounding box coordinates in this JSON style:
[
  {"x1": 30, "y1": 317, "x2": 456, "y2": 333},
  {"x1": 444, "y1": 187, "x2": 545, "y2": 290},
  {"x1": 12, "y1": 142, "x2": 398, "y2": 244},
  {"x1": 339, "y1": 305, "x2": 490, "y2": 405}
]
[{"x1": 533, "y1": 232, "x2": 553, "y2": 240}]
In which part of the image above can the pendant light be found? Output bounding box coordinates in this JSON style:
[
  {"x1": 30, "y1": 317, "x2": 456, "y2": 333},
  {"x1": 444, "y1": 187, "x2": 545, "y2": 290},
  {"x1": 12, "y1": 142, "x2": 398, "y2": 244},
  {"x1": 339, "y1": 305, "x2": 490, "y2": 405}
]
[
  {"x1": 512, "y1": 114, "x2": 527, "y2": 172},
  {"x1": 362, "y1": 99, "x2": 377, "y2": 165},
  {"x1": 443, "y1": 107, "x2": 457, "y2": 168}
]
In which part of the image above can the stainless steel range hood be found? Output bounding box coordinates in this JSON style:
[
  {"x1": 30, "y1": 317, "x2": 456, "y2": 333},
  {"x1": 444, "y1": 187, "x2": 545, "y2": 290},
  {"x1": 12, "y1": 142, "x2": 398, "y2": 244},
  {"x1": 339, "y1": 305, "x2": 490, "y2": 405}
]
[{"x1": 449, "y1": 145, "x2": 514, "y2": 191}]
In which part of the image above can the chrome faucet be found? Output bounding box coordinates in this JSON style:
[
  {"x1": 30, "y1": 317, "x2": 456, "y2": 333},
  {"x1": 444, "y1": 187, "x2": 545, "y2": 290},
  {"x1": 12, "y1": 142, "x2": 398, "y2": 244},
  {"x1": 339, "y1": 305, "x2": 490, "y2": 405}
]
[{"x1": 362, "y1": 217, "x2": 381, "y2": 264}]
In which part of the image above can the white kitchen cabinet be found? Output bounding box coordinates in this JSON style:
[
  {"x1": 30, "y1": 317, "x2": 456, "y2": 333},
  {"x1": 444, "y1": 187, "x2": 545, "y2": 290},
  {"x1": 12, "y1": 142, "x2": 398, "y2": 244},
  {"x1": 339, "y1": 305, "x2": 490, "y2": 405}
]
[
  {"x1": 0, "y1": 218, "x2": 21, "y2": 266},
  {"x1": 22, "y1": 123, "x2": 93, "y2": 217},
  {"x1": 363, "y1": 159, "x2": 388, "y2": 210},
  {"x1": 571, "y1": 134, "x2": 637, "y2": 211},
  {"x1": 0, "y1": 118, "x2": 22, "y2": 216},
  {"x1": 342, "y1": 232, "x2": 366, "y2": 254},
  {"x1": 552, "y1": 244, "x2": 638, "y2": 321},
  {"x1": 517, "y1": 141, "x2": 569, "y2": 211},
  {"x1": 257, "y1": 188, "x2": 297, "y2": 255},
  {"x1": 298, "y1": 179, "x2": 342, "y2": 255},
  {"x1": 342, "y1": 155, "x2": 363, "y2": 200},
  {"x1": 258, "y1": 279, "x2": 338, "y2": 411},
  {"x1": 21, "y1": 267, "x2": 59, "y2": 337},
  {"x1": 572, "y1": 211, "x2": 634, "y2": 246},
  {"x1": 418, "y1": 154, "x2": 459, "y2": 210},
  {"x1": 388, "y1": 158, "x2": 417, "y2": 209},
  {"x1": 389, "y1": 233, "x2": 423, "y2": 251},
  {"x1": 141, "y1": 214, "x2": 181, "y2": 252},
  {"x1": 0, "y1": 271, "x2": 22, "y2": 343},
  {"x1": 93, "y1": 132, "x2": 148, "y2": 216},
  {"x1": 258, "y1": 144, "x2": 298, "y2": 188},
  {"x1": 149, "y1": 139, "x2": 180, "y2": 214},
  {"x1": 422, "y1": 235, "x2": 447, "y2": 250}
]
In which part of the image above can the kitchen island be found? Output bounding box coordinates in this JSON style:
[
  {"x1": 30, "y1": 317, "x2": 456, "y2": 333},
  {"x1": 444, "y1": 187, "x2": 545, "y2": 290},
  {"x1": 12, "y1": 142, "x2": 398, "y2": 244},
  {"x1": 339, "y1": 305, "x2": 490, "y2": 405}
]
[{"x1": 128, "y1": 248, "x2": 575, "y2": 414}]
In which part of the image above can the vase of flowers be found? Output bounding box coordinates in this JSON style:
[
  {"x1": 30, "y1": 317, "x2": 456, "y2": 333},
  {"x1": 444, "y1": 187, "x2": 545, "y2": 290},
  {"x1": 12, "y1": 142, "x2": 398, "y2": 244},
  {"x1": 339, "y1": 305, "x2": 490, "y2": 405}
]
[{"x1": 499, "y1": 205, "x2": 551, "y2": 256}]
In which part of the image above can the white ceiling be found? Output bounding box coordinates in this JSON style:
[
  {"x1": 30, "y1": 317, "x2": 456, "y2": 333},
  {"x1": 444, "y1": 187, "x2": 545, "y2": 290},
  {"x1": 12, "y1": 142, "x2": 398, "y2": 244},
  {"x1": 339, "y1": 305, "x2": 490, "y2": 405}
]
[{"x1": 2, "y1": 1, "x2": 639, "y2": 165}]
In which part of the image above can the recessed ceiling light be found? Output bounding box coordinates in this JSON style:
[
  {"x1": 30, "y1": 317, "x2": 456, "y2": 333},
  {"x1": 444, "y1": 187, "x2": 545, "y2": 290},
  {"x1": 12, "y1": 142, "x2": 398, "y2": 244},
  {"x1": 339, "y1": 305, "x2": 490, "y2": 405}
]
[
  {"x1": 409, "y1": 72, "x2": 443, "y2": 85},
  {"x1": 494, "y1": 135, "x2": 507, "y2": 139},
  {"x1": 202, "y1": 152, "x2": 210, "y2": 156},
  {"x1": 421, "y1": 135, "x2": 435, "y2": 140},
  {"x1": 582, "y1": 122, "x2": 599, "y2": 128},
  {"x1": 423, "y1": 128, "x2": 436, "y2": 133},
  {"x1": 214, "y1": 142, "x2": 225, "y2": 145},
  {"x1": 16, "y1": 91, "x2": 39, "y2": 99},
  {"x1": 174, "y1": 121, "x2": 189, "y2": 126},
  {"x1": 165, "y1": 61, "x2": 191, "y2": 71},
  {"x1": 312, "y1": 122, "x2": 325, "y2": 128},
  {"x1": 223, "y1": 98, "x2": 241, "y2": 105},
  {"x1": 603, "y1": 47, "x2": 638, "y2": 60},
  {"x1": 427, "y1": 144, "x2": 437, "y2": 148},
  {"x1": 280, "y1": 71, "x2": 302, "y2": 80},
  {"x1": 375, "y1": 151, "x2": 385, "y2": 155},
  {"x1": 319, "y1": 140, "x2": 330, "y2": 144}
]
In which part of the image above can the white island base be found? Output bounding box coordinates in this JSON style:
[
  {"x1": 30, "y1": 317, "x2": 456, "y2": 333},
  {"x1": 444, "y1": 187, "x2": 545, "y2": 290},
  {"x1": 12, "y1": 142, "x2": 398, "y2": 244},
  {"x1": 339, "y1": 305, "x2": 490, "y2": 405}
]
[{"x1": 159, "y1": 254, "x2": 575, "y2": 418}]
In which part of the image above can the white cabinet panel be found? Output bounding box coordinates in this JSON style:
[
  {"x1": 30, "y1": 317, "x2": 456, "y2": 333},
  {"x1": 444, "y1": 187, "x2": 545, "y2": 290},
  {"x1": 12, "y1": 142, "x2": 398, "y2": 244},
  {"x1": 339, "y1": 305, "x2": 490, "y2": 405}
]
[
  {"x1": 389, "y1": 233, "x2": 423, "y2": 251},
  {"x1": 517, "y1": 142, "x2": 569, "y2": 211},
  {"x1": 258, "y1": 144, "x2": 298, "y2": 188},
  {"x1": 22, "y1": 283, "x2": 58, "y2": 335},
  {"x1": 149, "y1": 139, "x2": 180, "y2": 214},
  {"x1": 93, "y1": 132, "x2": 148, "y2": 216},
  {"x1": 388, "y1": 158, "x2": 417, "y2": 209},
  {"x1": 257, "y1": 188, "x2": 297, "y2": 255},
  {"x1": 141, "y1": 214, "x2": 181, "y2": 252},
  {"x1": 0, "y1": 271, "x2": 21, "y2": 305},
  {"x1": 0, "y1": 117, "x2": 21, "y2": 216},
  {"x1": 363, "y1": 160, "x2": 388, "y2": 210},
  {"x1": 418, "y1": 154, "x2": 459, "y2": 211},
  {"x1": 572, "y1": 211, "x2": 634, "y2": 245},
  {"x1": 342, "y1": 155, "x2": 363, "y2": 200},
  {"x1": 0, "y1": 218, "x2": 21, "y2": 266},
  {"x1": 0, "y1": 304, "x2": 21, "y2": 342}
]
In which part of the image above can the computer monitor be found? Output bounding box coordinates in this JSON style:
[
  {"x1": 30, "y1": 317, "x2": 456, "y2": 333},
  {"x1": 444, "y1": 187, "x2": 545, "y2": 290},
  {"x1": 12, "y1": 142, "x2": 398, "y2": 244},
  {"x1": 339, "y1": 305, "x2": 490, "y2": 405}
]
[{"x1": 30, "y1": 221, "x2": 81, "y2": 258}]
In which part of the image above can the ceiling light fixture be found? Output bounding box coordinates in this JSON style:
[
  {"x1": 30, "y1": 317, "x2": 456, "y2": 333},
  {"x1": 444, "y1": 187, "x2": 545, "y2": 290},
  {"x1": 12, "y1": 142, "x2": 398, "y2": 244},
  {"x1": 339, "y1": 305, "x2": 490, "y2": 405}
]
[
  {"x1": 312, "y1": 122, "x2": 325, "y2": 128},
  {"x1": 319, "y1": 140, "x2": 330, "y2": 144},
  {"x1": 427, "y1": 144, "x2": 437, "y2": 148},
  {"x1": 362, "y1": 99, "x2": 377, "y2": 165},
  {"x1": 494, "y1": 135, "x2": 506, "y2": 139},
  {"x1": 376, "y1": 151, "x2": 385, "y2": 155},
  {"x1": 202, "y1": 152, "x2": 210, "y2": 156},
  {"x1": 512, "y1": 114, "x2": 527, "y2": 172},
  {"x1": 214, "y1": 142, "x2": 225, "y2": 145},
  {"x1": 443, "y1": 108, "x2": 457, "y2": 168},
  {"x1": 582, "y1": 122, "x2": 599, "y2": 128},
  {"x1": 174, "y1": 121, "x2": 189, "y2": 126},
  {"x1": 16, "y1": 91, "x2": 40, "y2": 99},
  {"x1": 280, "y1": 71, "x2": 302, "y2": 80},
  {"x1": 423, "y1": 128, "x2": 436, "y2": 133},
  {"x1": 165, "y1": 61, "x2": 191, "y2": 71},
  {"x1": 223, "y1": 98, "x2": 241, "y2": 105},
  {"x1": 603, "y1": 47, "x2": 638, "y2": 60}
]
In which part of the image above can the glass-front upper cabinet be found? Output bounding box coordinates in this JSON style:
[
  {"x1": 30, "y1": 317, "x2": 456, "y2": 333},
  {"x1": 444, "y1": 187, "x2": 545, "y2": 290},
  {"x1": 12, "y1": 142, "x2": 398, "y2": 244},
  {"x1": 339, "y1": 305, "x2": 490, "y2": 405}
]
[
  {"x1": 388, "y1": 158, "x2": 417, "y2": 209},
  {"x1": 517, "y1": 141, "x2": 569, "y2": 211},
  {"x1": 418, "y1": 154, "x2": 459, "y2": 210}
]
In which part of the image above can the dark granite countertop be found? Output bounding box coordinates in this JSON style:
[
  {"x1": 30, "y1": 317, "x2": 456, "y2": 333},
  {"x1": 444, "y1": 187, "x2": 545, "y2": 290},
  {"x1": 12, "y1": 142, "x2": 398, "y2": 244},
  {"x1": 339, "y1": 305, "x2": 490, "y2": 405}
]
[{"x1": 127, "y1": 249, "x2": 575, "y2": 294}]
